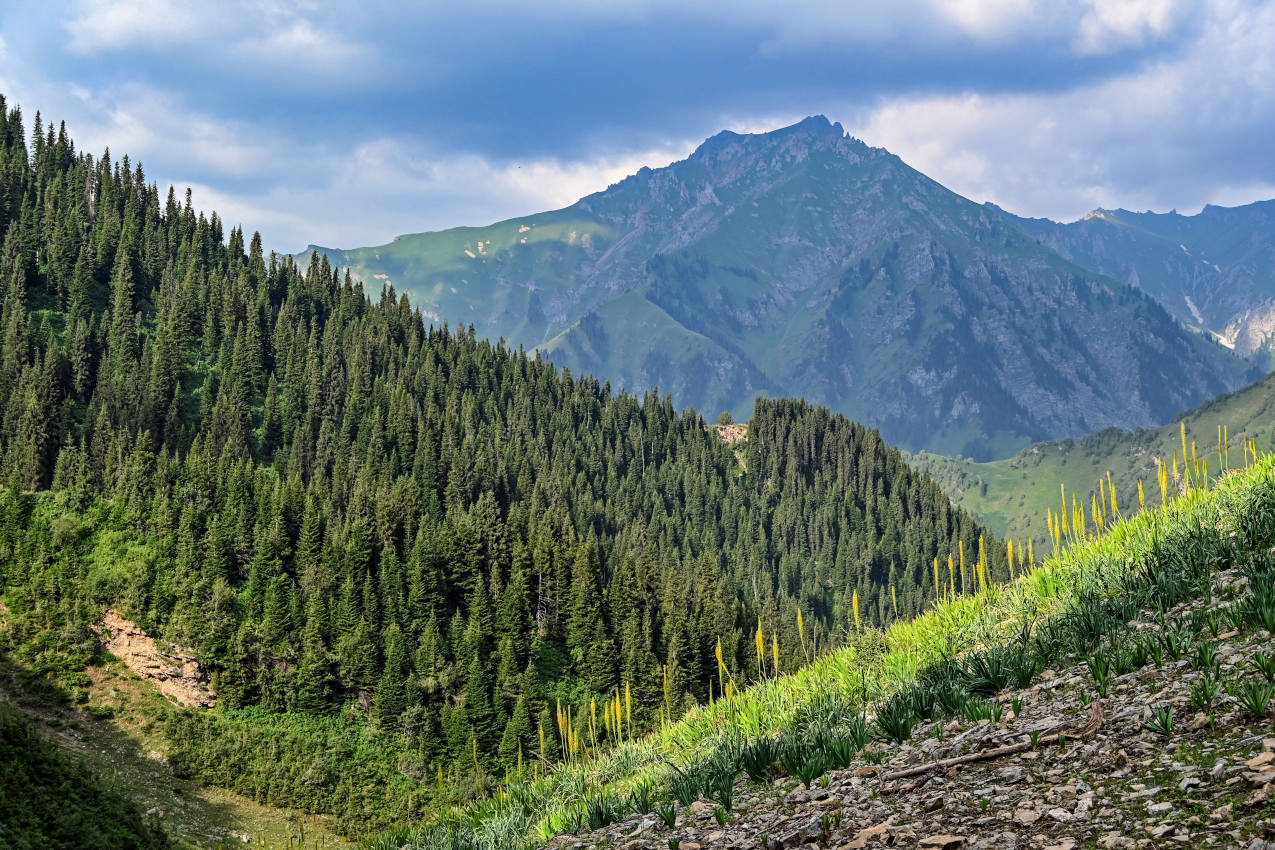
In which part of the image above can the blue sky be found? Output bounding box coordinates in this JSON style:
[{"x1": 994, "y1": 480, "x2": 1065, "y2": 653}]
[{"x1": 1, "y1": 0, "x2": 1273, "y2": 252}]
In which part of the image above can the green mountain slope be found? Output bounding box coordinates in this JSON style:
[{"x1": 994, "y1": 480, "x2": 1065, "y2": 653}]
[
  {"x1": 0, "y1": 95, "x2": 1002, "y2": 836},
  {"x1": 909, "y1": 371, "x2": 1275, "y2": 545},
  {"x1": 1000, "y1": 200, "x2": 1275, "y2": 367},
  {"x1": 310, "y1": 117, "x2": 1258, "y2": 459},
  {"x1": 0, "y1": 698, "x2": 171, "y2": 850}
]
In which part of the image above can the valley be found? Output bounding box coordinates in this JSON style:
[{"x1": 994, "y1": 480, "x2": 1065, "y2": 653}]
[{"x1": 909, "y1": 370, "x2": 1275, "y2": 544}]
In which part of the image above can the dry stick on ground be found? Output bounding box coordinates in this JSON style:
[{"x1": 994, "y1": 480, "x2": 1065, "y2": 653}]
[{"x1": 879, "y1": 700, "x2": 1104, "y2": 795}]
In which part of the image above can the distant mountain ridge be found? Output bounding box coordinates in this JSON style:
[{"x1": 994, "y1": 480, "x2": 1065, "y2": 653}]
[
  {"x1": 307, "y1": 117, "x2": 1260, "y2": 459},
  {"x1": 995, "y1": 200, "x2": 1275, "y2": 367}
]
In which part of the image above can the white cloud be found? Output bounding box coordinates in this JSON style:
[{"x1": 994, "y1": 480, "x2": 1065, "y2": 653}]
[
  {"x1": 0, "y1": 34, "x2": 8, "y2": 59},
  {"x1": 59, "y1": 83, "x2": 273, "y2": 177},
  {"x1": 854, "y1": 0, "x2": 1275, "y2": 220},
  {"x1": 937, "y1": 0, "x2": 1043, "y2": 40},
  {"x1": 62, "y1": 0, "x2": 368, "y2": 70},
  {"x1": 64, "y1": 0, "x2": 211, "y2": 53},
  {"x1": 219, "y1": 137, "x2": 694, "y2": 252},
  {"x1": 1074, "y1": 0, "x2": 1180, "y2": 54}
]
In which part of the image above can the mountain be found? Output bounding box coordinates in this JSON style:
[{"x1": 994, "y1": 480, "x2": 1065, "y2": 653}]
[
  {"x1": 998, "y1": 201, "x2": 1275, "y2": 367},
  {"x1": 308, "y1": 117, "x2": 1258, "y2": 460},
  {"x1": 910, "y1": 370, "x2": 1275, "y2": 544},
  {"x1": 0, "y1": 96, "x2": 1002, "y2": 837}
]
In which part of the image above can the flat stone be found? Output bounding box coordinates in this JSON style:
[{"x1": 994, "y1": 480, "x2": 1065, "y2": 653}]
[
  {"x1": 1246, "y1": 751, "x2": 1274, "y2": 769},
  {"x1": 844, "y1": 822, "x2": 890, "y2": 849},
  {"x1": 1013, "y1": 809, "x2": 1041, "y2": 826},
  {"x1": 918, "y1": 836, "x2": 966, "y2": 849}
]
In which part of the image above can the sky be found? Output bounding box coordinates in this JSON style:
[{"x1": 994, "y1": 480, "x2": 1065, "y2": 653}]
[{"x1": 1, "y1": 0, "x2": 1273, "y2": 253}]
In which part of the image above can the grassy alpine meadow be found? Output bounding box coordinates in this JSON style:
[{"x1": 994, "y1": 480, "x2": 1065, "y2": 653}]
[
  {"x1": 909, "y1": 371, "x2": 1275, "y2": 544},
  {"x1": 363, "y1": 451, "x2": 1275, "y2": 849}
]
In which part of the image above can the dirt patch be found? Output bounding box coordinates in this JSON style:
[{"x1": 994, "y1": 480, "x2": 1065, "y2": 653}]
[
  {"x1": 714, "y1": 423, "x2": 749, "y2": 446},
  {"x1": 97, "y1": 611, "x2": 215, "y2": 708}
]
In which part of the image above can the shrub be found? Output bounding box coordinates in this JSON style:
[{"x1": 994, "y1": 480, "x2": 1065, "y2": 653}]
[{"x1": 873, "y1": 700, "x2": 914, "y2": 744}]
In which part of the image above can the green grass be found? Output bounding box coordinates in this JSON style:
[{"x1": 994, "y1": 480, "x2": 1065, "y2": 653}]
[
  {"x1": 0, "y1": 699, "x2": 171, "y2": 850},
  {"x1": 909, "y1": 371, "x2": 1275, "y2": 543},
  {"x1": 366, "y1": 451, "x2": 1275, "y2": 849},
  {"x1": 0, "y1": 655, "x2": 353, "y2": 849}
]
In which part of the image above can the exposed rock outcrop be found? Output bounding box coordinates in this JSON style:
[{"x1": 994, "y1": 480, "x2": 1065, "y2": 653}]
[{"x1": 97, "y1": 610, "x2": 215, "y2": 708}]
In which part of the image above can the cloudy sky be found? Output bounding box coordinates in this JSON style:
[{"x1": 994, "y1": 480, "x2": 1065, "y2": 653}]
[{"x1": 0, "y1": 0, "x2": 1272, "y2": 252}]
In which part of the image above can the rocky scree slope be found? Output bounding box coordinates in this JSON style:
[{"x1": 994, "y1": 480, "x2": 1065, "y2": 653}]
[
  {"x1": 545, "y1": 563, "x2": 1275, "y2": 850},
  {"x1": 309, "y1": 118, "x2": 1257, "y2": 460}
]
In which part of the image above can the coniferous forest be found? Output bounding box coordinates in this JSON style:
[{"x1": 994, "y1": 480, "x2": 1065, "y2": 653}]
[{"x1": 0, "y1": 98, "x2": 1007, "y2": 829}]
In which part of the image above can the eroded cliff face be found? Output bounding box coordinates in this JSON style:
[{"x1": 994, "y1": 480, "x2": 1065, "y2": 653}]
[
  {"x1": 1222, "y1": 301, "x2": 1275, "y2": 360},
  {"x1": 98, "y1": 610, "x2": 216, "y2": 708}
]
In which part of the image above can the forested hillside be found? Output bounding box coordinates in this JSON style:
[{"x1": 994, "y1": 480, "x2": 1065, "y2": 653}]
[{"x1": 0, "y1": 96, "x2": 1004, "y2": 830}]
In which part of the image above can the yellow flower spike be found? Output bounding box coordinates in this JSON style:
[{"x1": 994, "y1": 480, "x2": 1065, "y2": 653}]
[
  {"x1": 1138, "y1": 479, "x2": 1145, "y2": 510},
  {"x1": 852, "y1": 588, "x2": 861, "y2": 631},
  {"x1": 797, "y1": 607, "x2": 807, "y2": 662},
  {"x1": 977, "y1": 536, "x2": 986, "y2": 591},
  {"x1": 933, "y1": 556, "x2": 941, "y2": 601},
  {"x1": 755, "y1": 618, "x2": 765, "y2": 677},
  {"x1": 891, "y1": 584, "x2": 898, "y2": 618},
  {"x1": 771, "y1": 630, "x2": 779, "y2": 676},
  {"x1": 1181, "y1": 422, "x2": 1189, "y2": 486}
]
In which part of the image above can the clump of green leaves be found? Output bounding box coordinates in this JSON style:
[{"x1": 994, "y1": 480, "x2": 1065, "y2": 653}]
[
  {"x1": 872, "y1": 701, "x2": 914, "y2": 744},
  {"x1": 1142, "y1": 705, "x2": 1174, "y2": 737},
  {"x1": 1238, "y1": 679, "x2": 1275, "y2": 717},
  {"x1": 1251, "y1": 650, "x2": 1275, "y2": 683}
]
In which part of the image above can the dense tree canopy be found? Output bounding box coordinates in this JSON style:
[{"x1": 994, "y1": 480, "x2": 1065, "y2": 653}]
[{"x1": 0, "y1": 96, "x2": 1004, "y2": 794}]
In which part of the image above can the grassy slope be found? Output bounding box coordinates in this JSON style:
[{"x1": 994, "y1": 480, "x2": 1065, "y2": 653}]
[
  {"x1": 0, "y1": 655, "x2": 351, "y2": 850},
  {"x1": 309, "y1": 214, "x2": 614, "y2": 343},
  {"x1": 908, "y1": 371, "x2": 1275, "y2": 545},
  {"x1": 0, "y1": 699, "x2": 169, "y2": 850},
  {"x1": 374, "y1": 449, "x2": 1275, "y2": 848}
]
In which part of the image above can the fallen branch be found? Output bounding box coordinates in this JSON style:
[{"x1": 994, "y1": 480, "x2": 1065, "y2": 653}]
[{"x1": 880, "y1": 700, "x2": 1104, "y2": 794}]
